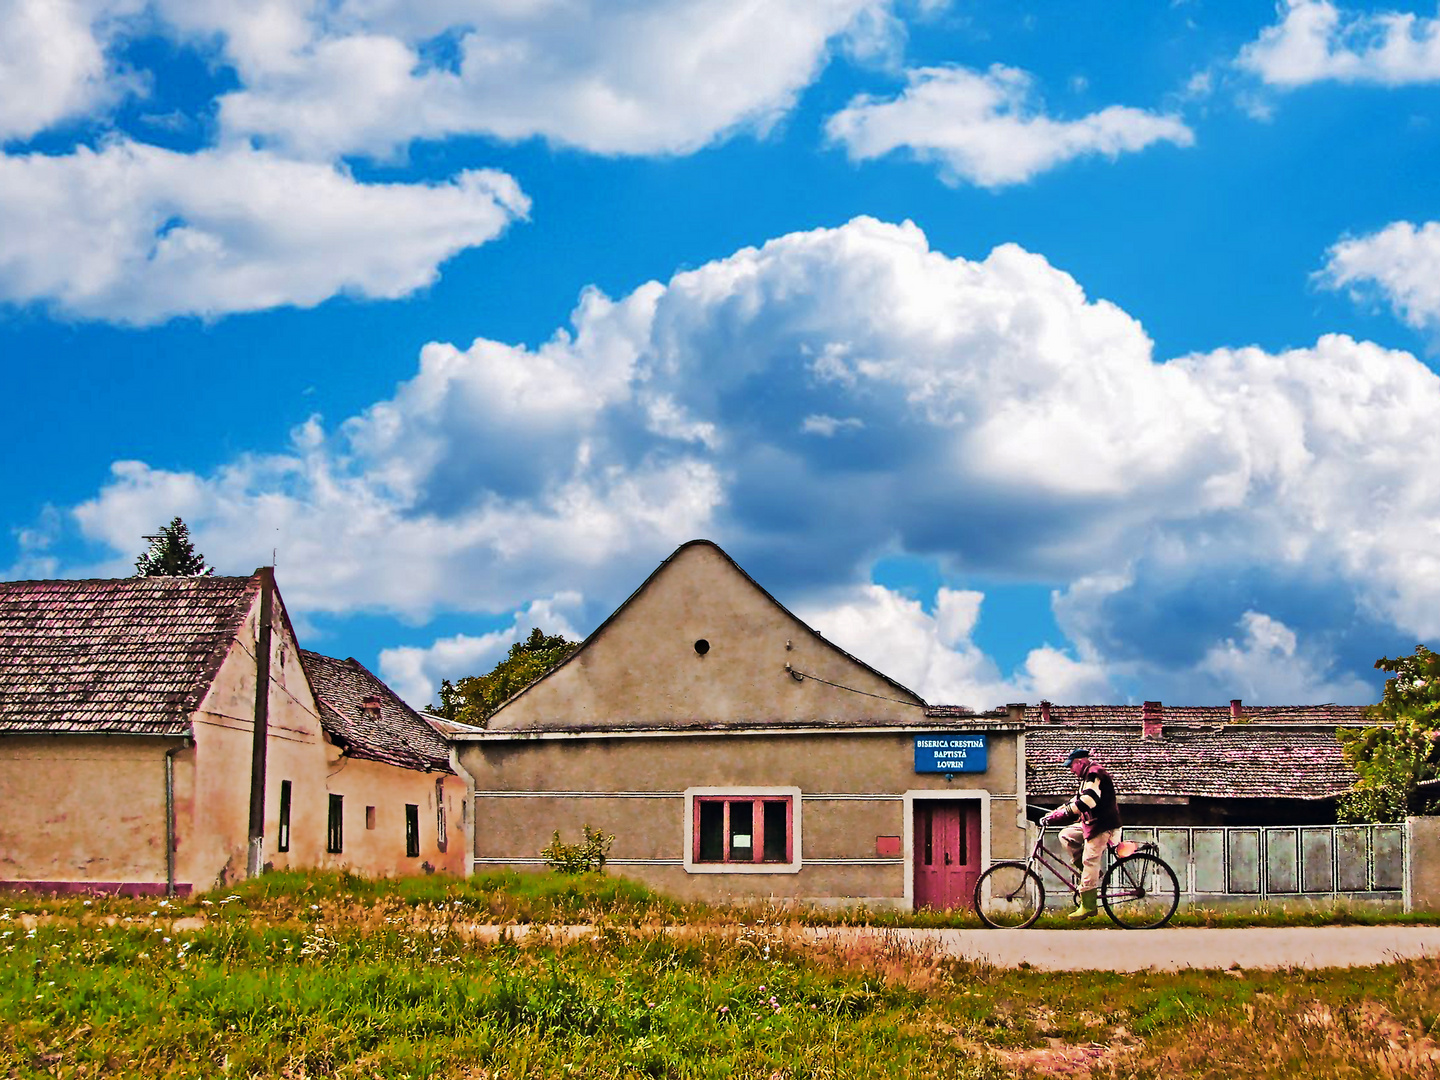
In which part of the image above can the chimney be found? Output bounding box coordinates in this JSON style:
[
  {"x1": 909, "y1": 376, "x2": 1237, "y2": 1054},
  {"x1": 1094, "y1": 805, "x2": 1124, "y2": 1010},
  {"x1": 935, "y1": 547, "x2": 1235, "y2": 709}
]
[
  {"x1": 1006, "y1": 702, "x2": 1027, "y2": 724},
  {"x1": 1040, "y1": 700, "x2": 1052, "y2": 724},
  {"x1": 1141, "y1": 700, "x2": 1164, "y2": 739},
  {"x1": 1230, "y1": 698, "x2": 1244, "y2": 721},
  {"x1": 360, "y1": 695, "x2": 382, "y2": 721}
]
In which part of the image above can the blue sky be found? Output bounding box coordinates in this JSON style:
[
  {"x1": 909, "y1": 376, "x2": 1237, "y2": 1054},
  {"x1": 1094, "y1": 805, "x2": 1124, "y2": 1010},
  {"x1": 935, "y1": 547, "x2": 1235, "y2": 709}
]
[{"x1": 5, "y1": 1, "x2": 1440, "y2": 710}]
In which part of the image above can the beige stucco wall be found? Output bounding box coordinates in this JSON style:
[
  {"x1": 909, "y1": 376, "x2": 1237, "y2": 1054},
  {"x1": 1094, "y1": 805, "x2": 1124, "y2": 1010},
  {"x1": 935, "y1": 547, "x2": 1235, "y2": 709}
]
[
  {"x1": 184, "y1": 601, "x2": 330, "y2": 890},
  {"x1": 0, "y1": 735, "x2": 183, "y2": 886},
  {"x1": 490, "y1": 543, "x2": 924, "y2": 730},
  {"x1": 461, "y1": 728, "x2": 1024, "y2": 906},
  {"x1": 1407, "y1": 816, "x2": 1440, "y2": 912},
  {"x1": 322, "y1": 754, "x2": 467, "y2": 877}
]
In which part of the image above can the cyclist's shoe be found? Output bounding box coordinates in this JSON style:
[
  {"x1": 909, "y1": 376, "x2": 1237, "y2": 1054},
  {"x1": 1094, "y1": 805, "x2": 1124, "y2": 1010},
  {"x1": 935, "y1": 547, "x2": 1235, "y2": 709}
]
[{"x1": 1067, "y1": 889, "x2": 1098, "y2": 920}]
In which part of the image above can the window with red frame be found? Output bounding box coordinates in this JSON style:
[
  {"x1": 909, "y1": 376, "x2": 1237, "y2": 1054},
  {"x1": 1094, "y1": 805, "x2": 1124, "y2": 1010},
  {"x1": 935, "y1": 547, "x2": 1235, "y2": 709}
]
[{"x1": 694, "y1": 796, "x2": 792, "y2": 864}]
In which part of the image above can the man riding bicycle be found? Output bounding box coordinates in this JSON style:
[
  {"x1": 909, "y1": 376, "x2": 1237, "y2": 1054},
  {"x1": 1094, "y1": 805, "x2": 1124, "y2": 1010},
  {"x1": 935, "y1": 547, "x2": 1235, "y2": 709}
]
[{"x1": 1040, "y1": 748, "x2": 1122, "y2": 920}]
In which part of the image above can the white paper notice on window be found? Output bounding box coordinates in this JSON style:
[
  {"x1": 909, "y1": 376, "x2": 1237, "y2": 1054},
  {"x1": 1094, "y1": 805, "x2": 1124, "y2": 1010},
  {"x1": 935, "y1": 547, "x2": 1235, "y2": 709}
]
[{"x1": 732, "y1": 834, "x2": 752, "y2": 847}]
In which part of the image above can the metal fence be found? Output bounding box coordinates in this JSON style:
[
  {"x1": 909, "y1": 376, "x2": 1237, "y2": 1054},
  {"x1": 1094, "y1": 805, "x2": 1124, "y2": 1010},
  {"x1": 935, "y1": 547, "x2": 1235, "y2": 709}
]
[{"x1": 1035, "y1": 824, "x2": 1405, "y2": 905}]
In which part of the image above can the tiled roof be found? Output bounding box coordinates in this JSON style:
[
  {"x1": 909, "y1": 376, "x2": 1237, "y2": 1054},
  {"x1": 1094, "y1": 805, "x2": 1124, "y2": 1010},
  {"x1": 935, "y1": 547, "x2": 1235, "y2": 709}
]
[
  {"x1": 299, "y1": 650, "x2": 452, "y2": 774},
  {"x1": 0, "y1": 575, "x2": 259, "y2": 736},
  {"x1": 1025, "y1": 714, "x2": 1364, "y2": 802},
  {"x1": 1002, "y1": 703, "x2": 1371, "y2": 726}
]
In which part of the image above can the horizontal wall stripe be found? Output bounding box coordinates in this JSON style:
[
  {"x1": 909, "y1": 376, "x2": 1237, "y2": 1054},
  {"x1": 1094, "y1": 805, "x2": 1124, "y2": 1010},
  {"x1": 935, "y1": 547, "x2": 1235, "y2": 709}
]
[
  {"x1": 457, "y1": 723, "x2": 1022, "y2": 744},
  {"x1": 473, "y1": 791, "x2": 683, "y2": 799}
]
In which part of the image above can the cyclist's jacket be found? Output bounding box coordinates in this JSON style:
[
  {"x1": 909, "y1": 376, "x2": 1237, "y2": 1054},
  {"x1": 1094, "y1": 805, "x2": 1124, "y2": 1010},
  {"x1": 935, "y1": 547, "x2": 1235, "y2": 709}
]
[{"x1": 1060, "y1": 761, "x2": 1122, "y2": 839}]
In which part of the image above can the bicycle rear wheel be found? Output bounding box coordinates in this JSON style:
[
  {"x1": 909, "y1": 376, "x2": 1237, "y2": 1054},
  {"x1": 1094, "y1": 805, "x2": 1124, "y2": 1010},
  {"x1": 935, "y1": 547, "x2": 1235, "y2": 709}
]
[
  {"x1": 973, "y1": 862, "x2": 1046, "y2": 929},
  {"x1": 1101, "y1": 852, "x2": 1179, "y2": 929}
]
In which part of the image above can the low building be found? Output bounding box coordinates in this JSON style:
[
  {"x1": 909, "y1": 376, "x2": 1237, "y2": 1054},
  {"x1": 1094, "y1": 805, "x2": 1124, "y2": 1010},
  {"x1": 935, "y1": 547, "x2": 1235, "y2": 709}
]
[
  {"x1": 1019, "y1": 700, "x2": 1368, "y2": 827},
  {"x1": 455, "y1": 540, "x2": 1027, "y2": 911},
  {"x1": 299, "y1": 650, "x2": 469, "y2": 876},
  {"x1": 0, "y1": 571, "x2": 470, "y2": 895},
  {"x1": 0, "y1": 571, "x2": 326, "y2": 894}
]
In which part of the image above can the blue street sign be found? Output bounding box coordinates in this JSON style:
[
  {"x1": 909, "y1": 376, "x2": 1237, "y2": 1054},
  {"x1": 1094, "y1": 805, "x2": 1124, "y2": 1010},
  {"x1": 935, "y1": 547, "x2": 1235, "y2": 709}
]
[{"x1": 914, "y1": 734, "x2": 988, "y2": 773}]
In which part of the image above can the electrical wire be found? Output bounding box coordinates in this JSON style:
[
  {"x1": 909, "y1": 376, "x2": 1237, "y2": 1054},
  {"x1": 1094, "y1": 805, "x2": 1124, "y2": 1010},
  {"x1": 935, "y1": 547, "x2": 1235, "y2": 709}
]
[{"x1": 783, "y1": 664, "x2": 925, "y2": 708}]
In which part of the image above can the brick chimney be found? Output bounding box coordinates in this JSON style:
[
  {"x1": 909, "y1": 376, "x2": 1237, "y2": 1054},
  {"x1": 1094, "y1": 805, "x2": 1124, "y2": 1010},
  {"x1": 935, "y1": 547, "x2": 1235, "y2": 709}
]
[
  {"x1": 1230, "y1": 698, "x2": 1244, "y2": 720},
  {"x1": 360, "y1": 695, "x2": 382, "y2": 721},
  {"x1": 1040, "y1": 700, "x2": 1052, "y2": 724},
  {"x1": 1141, "y1": 700, "x2": 1164, "y2": 739}
]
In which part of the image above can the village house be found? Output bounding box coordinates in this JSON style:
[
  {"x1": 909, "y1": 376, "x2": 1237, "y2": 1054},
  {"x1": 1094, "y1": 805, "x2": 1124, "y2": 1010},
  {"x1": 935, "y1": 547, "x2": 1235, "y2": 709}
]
[
  {"x1": 299, "y1": 649, "x2": 469, "y2": 877},
  {"x1": 1019, "y1": 700, "x2": 1368, "y2": 827},
  {"x1": 453, "y1": 539, "x2": 1028, "y2": 911},
  {"x1": 0, "y1": 570, "x2": 463, "y2": 894}
]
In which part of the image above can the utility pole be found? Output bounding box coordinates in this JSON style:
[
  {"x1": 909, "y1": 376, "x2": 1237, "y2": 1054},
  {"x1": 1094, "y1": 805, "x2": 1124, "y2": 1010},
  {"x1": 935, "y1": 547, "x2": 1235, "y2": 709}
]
[{"x1": 246, "y1": 566, "x2": 275, "y2": 879}]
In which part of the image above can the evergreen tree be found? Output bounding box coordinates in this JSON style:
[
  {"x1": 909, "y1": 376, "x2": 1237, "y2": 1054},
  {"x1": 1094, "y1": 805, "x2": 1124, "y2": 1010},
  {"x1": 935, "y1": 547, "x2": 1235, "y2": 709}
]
[
  {"x1": 133, "y1": 517, "x2": 214, "y2": 577},
  {"x1": 431, "y1": 627, "x2": 578, "y2": 727}
]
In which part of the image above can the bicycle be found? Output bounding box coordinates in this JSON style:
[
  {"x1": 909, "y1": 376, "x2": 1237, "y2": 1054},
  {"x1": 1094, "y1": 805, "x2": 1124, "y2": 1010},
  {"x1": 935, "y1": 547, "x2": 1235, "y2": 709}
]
[{"x1": 973, "y1": 809, "x2": 1180, "y2": 929}]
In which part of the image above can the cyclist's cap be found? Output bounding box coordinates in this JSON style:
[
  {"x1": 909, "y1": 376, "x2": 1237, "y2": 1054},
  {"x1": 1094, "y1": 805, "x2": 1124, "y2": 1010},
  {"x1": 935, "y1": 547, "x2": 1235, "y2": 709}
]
[{"x1": 1063, "y1": 748, "x2": 1090, "y2": 765}]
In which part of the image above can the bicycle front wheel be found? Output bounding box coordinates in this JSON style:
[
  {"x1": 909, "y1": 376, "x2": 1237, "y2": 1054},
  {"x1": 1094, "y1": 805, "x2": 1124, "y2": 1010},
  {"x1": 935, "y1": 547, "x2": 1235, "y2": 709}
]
[
  {"x1": 1101, "y1": 852, "x2": 1179, "y2": 929},
  {"x1": 973, "y1": 862, "x2": 1046, "y2": 929}
]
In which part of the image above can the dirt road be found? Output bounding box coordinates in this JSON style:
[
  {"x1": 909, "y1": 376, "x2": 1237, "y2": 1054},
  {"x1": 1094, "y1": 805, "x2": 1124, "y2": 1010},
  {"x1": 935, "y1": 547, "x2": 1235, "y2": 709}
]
[{"x1": 807, "y1": 925, "x2": 1440, "y2": 971}]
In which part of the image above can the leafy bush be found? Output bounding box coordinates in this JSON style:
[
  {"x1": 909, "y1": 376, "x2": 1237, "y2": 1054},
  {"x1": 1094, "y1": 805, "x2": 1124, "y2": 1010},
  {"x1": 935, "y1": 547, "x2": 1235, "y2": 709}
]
[{"x1": 540, "y1": 825, "x2": 615, "y2": 874}]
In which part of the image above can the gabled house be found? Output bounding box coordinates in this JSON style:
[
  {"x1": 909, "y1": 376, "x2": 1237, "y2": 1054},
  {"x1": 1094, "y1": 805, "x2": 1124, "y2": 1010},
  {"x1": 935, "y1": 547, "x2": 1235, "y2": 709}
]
[
  {"x1": 0, "y1": 571, "x2": 470, "y2": 895},
  {"x1": 454, "y1": 539, "x2": 1027, "y2": 911},
  {"x1": 299, "y1": 650, "x2": 469, "y2": 876},
  {"x1": 0, "y1": 571, "x2": 327, "y2": 894},
  {"x1": 1016, "y1": 700, "x2": 1368, "y2": 826}
]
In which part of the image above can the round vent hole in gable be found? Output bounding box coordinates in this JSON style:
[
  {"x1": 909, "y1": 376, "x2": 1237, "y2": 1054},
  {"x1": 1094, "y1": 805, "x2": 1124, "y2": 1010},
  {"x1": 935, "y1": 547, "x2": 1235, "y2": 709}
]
[{"x1": 694, "y1": 639, "x2": 710, "y2": 655}]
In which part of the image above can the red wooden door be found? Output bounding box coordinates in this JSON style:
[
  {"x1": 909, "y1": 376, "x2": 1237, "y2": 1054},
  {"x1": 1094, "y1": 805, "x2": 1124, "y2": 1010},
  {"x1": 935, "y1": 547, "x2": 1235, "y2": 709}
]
[{"x1": 914, "y1": 802, "x2": 982, "y2": 910}]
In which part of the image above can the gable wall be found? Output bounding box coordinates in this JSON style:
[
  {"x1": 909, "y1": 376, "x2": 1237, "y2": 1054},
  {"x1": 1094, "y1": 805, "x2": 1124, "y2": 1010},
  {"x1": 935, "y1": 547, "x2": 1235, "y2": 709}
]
[
  {"x1": 492, "y1": 544, "x2": 920, "y2": 730},
  {"x1": 184, "y1": 590, "x2": 329, "y2": 890}
]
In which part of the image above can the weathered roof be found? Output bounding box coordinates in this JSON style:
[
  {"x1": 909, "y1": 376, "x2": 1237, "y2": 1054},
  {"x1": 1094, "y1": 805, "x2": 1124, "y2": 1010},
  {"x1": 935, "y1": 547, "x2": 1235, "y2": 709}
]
[
  {"x1": 464, "y1": 711, "x2": 1017, "y2": 739},
  {"x1": 0, "y1": 575, "x2": 260, "y2": 736},
  {"x1": 299, "y1": 650, "x2": 453, "y2": 773},
  {"x1": 1023, "y1": 704, "x2": 1367, "y2": 802}
]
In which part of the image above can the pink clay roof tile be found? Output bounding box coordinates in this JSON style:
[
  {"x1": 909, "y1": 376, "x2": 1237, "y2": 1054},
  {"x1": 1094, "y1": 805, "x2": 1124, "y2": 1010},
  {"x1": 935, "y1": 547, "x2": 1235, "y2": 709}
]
[
  {"x1": 299, "y1": 650, "x2": 453, "y2": 774},
  {"x1": 0, "y1": 575, "x2": 260, "y2": 736}
]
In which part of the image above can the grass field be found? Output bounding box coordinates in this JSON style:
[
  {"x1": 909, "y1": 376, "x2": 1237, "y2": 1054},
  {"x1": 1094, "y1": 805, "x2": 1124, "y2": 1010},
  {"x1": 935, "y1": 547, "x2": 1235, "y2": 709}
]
[{"x1": 4, "y1": 872, "x2": 1439, "y2": 1078}]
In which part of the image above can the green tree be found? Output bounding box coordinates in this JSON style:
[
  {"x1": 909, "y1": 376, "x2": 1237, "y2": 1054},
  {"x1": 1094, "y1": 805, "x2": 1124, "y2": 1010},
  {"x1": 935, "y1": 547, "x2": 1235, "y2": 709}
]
[
  {"x1": 134, "y1": 517, "x2": 214, "y2": 577},
  {"x1": 431, "y1": 627, "x2": 578, "y2": 727},
  {"x1": 1336, "y1": 645, "x2": 1440, "y2": 823}
]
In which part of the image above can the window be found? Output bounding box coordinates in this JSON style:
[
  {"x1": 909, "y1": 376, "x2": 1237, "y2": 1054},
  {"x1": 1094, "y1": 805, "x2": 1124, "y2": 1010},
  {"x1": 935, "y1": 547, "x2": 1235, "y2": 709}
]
[
  {"x1": 405, "y1": 803, "x2": 420, "y2": 858},
  {"x1": 327, "y1": 794, "x2": 343, "y2": 854},
  {"x1": 693, "y1": 796, "x2": 792, "y2": 864},
  {"x1": 277, "y1": 780, "x2": 292, "y2": 853},
  {"x1": 435, "y1": 778, "x2": 447, "y2": 853},
  {"x1": 365, "y1": 806, "x2": 376, "y2": 830}
]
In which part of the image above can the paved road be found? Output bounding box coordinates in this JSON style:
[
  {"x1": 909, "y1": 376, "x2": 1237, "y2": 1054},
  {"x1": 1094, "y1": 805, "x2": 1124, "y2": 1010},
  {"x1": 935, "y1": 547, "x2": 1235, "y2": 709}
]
[{"x1": 806, "y1": 925, "x2": 1440, "y2": 971}]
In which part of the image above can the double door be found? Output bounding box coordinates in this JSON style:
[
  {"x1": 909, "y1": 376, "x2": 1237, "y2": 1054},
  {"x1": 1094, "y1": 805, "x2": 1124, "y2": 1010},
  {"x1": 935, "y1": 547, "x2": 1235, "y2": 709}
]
[{"x1": 914, "y1": 801, "x2": 982, "y2": 911}]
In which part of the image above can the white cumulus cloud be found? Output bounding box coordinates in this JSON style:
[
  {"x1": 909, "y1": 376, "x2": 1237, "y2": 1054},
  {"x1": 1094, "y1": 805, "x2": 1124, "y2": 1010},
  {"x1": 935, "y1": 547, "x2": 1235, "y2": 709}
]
[
  {"x1": 1239, "y1": 0, "x2": 1440, "y2": 87},
  {"x1": 155, "y1": 0, "x2": 894, "y2": 158},
  {"x1": 1320, "y1": 220, "x2": 1440, "y2": 334},
  {"x1": 53, "y1": 216, "x2": 1440, "y2": 702},
  {"x1": 377, "y1": 592, "x2": 584, "y2": 708},
  {"x1": 797, "y1": 583, "x2": 1113, "y2": 710},
  {"x1": 825, "y1": 64, "x2": 1193, "y2": 187},
  {"x1": 0, "y1": 141, "x2": 527, "y2": 324}
]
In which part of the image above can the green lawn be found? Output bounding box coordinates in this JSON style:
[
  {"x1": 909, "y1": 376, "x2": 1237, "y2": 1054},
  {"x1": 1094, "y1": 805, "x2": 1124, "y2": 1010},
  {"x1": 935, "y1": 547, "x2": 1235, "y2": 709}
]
[{"x1": 3, "y1": 872, "x2": 1439, "y2": 1078}]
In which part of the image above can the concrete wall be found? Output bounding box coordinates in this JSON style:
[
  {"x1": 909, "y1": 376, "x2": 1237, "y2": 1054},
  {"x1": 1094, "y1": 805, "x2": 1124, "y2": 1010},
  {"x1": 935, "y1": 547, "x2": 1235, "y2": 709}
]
[
  {"x1": 186, "y1": 600, "x2": 330, "y2": 890},
  {"x1": 1407, "y1": 816, "x2": 1440, "y2": 912},
  {"x1": 0, "y1": 735, "x2": 182, "y2": 889},
  {"x1": 489, "y1": 542, "x2": 924, "y2": 730},
  {"x1": 323, "y1": 756, "x2": 467, "y2": 877},
  {"x1": 461, "y1": 728, "x2": 1024, "y2": 907}
]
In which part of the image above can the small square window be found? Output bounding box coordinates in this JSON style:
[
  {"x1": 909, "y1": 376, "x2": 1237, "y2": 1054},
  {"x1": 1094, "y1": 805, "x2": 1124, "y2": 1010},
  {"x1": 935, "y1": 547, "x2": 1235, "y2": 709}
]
[{"x1": 365, "y1": 806, "x2": 376, "y2": 830}]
